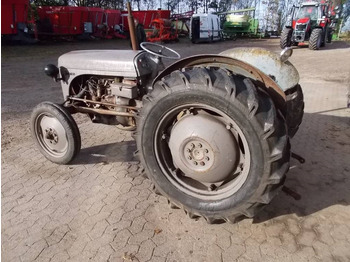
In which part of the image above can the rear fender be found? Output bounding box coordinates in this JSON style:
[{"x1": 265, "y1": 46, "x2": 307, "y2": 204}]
[
  {"x1": 153, "y1": 50, "x2": 299, "y2": 110},
  {"x1": 219, "y1": 48, "x2": 299, "y2": 93}
]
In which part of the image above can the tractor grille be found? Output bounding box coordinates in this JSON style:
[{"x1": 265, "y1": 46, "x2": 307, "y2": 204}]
[{"x1": 296, "y1": 24, "x2": 307, "y2": 31}]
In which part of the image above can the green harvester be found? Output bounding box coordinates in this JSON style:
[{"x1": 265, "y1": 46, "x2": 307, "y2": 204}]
[{"x1": 219, "y1": 8, "x2": 260, "y2": 39}]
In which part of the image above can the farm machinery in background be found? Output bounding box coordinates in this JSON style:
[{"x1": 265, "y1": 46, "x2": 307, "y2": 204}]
[
  {"x1": 121, "y1": 10, "x2": 170, "y2": 32},
  {"x1": 280, "y1": 0, "x2": 341, "y2": 50},
  {"x1": 146, "y1": 11, "x2": 192, "y2": 43},
  {"x1": 171, "y1": 11, "x2": 192, "y2": 37},
  {"x1": 34, "y1": 8, "x2": 172, "y2": 40},
  {"x1": 218, "y1": 8, "x2": 259, "y2": 40},
  {"x1": 35, "y1": 6, "x2": 112, "y2": 39},
  {"x1": 1, "y1": 1, "x2": 173, "y2": 42},
  {"x1": 146, "y1": 18, "x2": 178, "y2": 42},
  {"x1": 1, "y1": 0, "x2": 37, "y2": 43}
]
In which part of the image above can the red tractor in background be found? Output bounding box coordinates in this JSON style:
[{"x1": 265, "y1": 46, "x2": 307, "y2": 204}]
[{"x1": 280, "y1": 1, "x2": 340, "y2": 50}]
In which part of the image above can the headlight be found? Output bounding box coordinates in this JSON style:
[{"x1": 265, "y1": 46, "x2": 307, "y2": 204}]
[
  {"x1": 280, "y1": 47, "x2": 293, "y2": 62},
  {"x1": 44, "y1": 64, "x2": 59, "y2": 80}
]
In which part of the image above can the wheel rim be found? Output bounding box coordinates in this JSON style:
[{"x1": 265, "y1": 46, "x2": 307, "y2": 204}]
[
  {"x1": 154, "y1": 104, "x2": 251, "y2": 200},
  {"x1": 35, "y1": 113, "x2": 68, "y2": 158}
]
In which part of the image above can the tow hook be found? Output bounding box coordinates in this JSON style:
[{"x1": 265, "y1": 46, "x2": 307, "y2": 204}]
[
  {"x1": 291, "y1": 152, "x2": 305, "y2": 164},
  {"x1": 282, "y1": 186, "x2": 301, "y2": 200}
]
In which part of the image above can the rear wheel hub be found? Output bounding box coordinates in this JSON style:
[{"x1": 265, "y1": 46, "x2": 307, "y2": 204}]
[{"x1": 168, "y1": 114, "x2": 239, "y2": 183}]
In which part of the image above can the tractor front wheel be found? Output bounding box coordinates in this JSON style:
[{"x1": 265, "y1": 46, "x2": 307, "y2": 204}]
[
  {"x1": 31, "y1": 102, "x2": 81, "y2": 164},
  {"x1": 280, "y1": 28, "x2": 293, "y2": 49},
  {"x1": 309, "y1": 28, "x2": 323, "y2": 50},
  {"x1": 136, "y1": 67, "x2": 290, "y2": 223}
]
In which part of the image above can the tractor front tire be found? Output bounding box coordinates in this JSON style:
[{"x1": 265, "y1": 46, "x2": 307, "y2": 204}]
[
  {"x1": 309, "y1": 28, "x2": 323, "y2": 50},
  {"x1": 280, "y1": 28, "x2": 293, "y2": 49},
  {"x1": 31, "y1": 102, "x2": 81, "y2": 164},
  {"x1": 136, "y1": 67, "x2": 290, "y2": 223}
]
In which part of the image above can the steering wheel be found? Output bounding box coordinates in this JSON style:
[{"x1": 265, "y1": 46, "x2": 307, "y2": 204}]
[{"x1": 140, "y1": 42, "x2": 181, "y2": 60}]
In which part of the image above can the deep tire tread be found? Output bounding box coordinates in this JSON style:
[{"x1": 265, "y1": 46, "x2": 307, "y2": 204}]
[
  {"x1": 309, "y1": 28, "x2": 323, "y2": 50},
  {"x1": 137, "y1": 67, "x2": 290, "y2": 223},
  {"x1": 285, "y1": 84, "x2": 304, "y2": 137},
  {"x1": 280, "y1": 28, "x2": 292, "y2": 49}
]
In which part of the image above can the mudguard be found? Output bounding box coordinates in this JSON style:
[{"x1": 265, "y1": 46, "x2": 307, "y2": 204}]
[
  {"x1": 220, "y1": 48, "x2": 299, "y2": 92},
  {"x1": 154, "y1": 48, "x2": 300, "y2": 111}
]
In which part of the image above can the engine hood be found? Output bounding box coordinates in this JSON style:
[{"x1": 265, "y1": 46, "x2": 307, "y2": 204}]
[
  {"x1": 58, "y1": 50, "x2": 143, "y2": 78},
  {"x1": 296, "y1": 17, "x2": 310, "y2": 24}
]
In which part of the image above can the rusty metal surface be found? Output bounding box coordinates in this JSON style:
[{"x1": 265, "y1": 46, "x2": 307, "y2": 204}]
[
  {"x1": 153, "y1": 54, "x2": 287, "y2": 109},
  {"x1": 220, "y1": 47, "x2": 300, "y2": 92},
  {"x1": 72, "y1": 106, "x2": 135, "y2": 117},
  {"x1": 69, "y1": 97, "x2": 140, "y2": 111},
  {"x1": 127, "y1": 2, "x2": 138, "y2": 51}
]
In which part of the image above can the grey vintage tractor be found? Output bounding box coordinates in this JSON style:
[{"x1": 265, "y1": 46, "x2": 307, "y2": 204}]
[{"x1": 31, "y1": 43, "x2": 304, "y2": 223}]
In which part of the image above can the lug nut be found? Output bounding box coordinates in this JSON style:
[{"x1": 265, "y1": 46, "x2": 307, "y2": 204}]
[
  {"x1": 193, "y1": 161, "x2": 198, "y2": 166},
  {"x1": 205, "y1": 157, "x2": 210, "y2": 161},
  {"x1": 190, "y1": 143, "x2": 195, "y2": 148},
  {"x1": 186, "y1": 148, "x2": 191, "y2": 152},
  {"x1": 205, "y1": 149, "x2": 209, "y2": 153},
  {"x1": 198, "y1": 143, "x2": 202, "y2": 148},
  {"x1": 200, "y1": 161, "x2": 205, "y2": 166},
  {"x1": 188, "y1": 156, "x2": 192, "y2": 160}
]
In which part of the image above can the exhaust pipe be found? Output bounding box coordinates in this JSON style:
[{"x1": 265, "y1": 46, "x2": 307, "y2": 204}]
[{"x1": 127, "y1": 2, "x2": 139, "y2": 51}]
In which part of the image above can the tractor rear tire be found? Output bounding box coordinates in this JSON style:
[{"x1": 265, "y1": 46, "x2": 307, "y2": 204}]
[
  {"x1": 136, "y1": 67, "x2": 290, "y2": 223},
  {"x1": 31, "y1": 102, "x2": 81, "y2": 164},
  {"x1": 326, "y1": 27, "x2": 332, "y2": 43},
  {"x1": 321, "y1": 28, "x2": 327, "y2": 47},
  {"x1": 309, "y1": 28, "x2": 323, "y2": 50},
  {"x1": 280, "y1": 28, "x2": 293, "y2": 49},
  {"x1": 285, "y1": 84, "x2": 304, "y2": 137}
]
